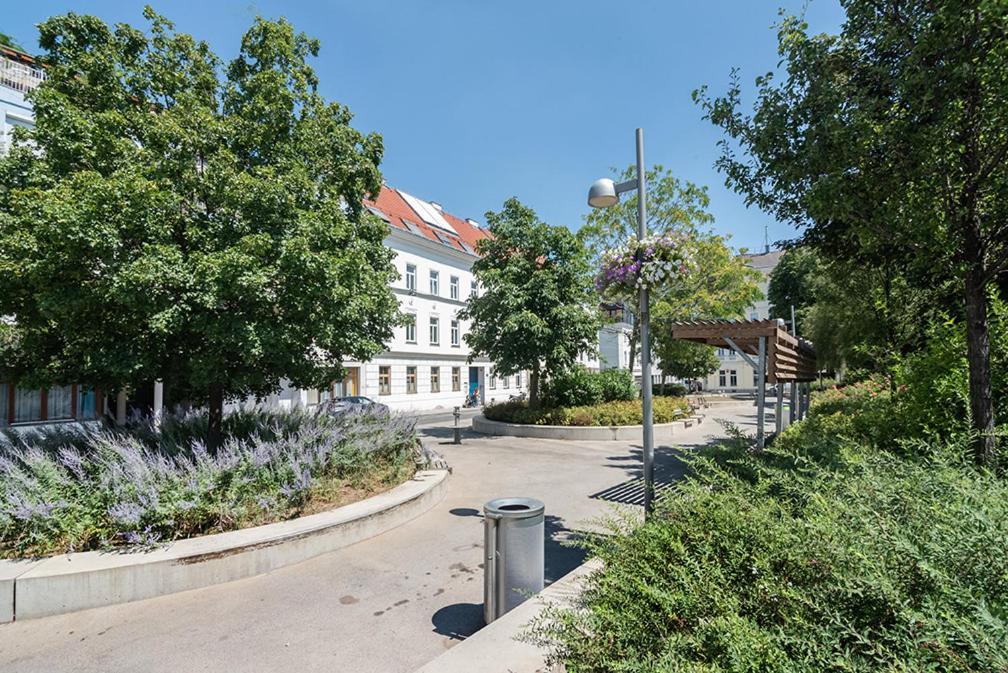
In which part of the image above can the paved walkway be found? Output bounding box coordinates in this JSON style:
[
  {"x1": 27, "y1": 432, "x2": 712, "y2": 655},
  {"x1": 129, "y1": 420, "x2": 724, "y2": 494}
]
[{"x1": 0, "y1": 402, "x2": 761, "y2": 673}]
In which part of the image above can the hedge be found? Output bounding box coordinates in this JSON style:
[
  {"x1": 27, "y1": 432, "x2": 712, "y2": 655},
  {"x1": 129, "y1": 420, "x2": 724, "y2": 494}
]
[{"x1": 483, "y1": 397, "x2": 689, "y2": 427}]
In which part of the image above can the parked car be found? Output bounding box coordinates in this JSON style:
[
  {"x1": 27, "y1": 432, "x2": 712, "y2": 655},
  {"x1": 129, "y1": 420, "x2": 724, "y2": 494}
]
[{"x1": 324, "y1": 395, "x2": 390, "y2": 416}]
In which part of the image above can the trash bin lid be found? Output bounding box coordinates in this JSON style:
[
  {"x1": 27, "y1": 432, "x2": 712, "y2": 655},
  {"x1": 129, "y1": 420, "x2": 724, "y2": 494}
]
[{"x1": 484, "y1": 497, "x2": 545, "y2": 519}]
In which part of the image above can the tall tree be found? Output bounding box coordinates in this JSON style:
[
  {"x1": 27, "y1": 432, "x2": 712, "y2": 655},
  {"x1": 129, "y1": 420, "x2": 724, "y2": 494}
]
[
  {"x1": 581, "y1": 165, "x2": 734, "y2": 367},
  {"x1": 767, "y1": 247, "x2": 821, "y2": 335},
  {"x1": 0, "y1": 9, "x2": 399, "y2": 445},
  {"x1": 461, "y1": 198, "x2": 598, "y2": 408},
  {"x1": 697, "y1": 1, "x2": 1008, "y2": 465}
]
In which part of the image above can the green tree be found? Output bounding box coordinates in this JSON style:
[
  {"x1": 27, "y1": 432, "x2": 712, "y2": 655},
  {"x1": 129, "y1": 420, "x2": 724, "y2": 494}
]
[
  {"x1": 654, "y1": 339, "x2": 720, "y2": 385},
  {"x1": 0, "y1": 9, "x2": 398, "y2": 445},
  {"x1": 767, "y1": 247, "x2": 821, "y2": 334},
  {"x1": 697, "y1": 1, "x2": 1008, "y2": 465},
  {"x1": 0, "y1": 32, "x2": 24, "y2": 51},
  {"x1": 461, "y1": 198, "x2": 599, "y2": 408},
  {"x1": 581, "y1": 165, "x2": 759, "y2": 367}
]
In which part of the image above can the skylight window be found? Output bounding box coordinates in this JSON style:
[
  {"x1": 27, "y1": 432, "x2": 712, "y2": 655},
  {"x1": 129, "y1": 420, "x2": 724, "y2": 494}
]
[
  {"x1": 460, "y1": 241, "x2": 478, "y2": 255},
  {"x1": 366, "y1": 205, "x2": 390, "y2": 222},
  {"x1": 403, "y1": 219, "x2": 425, "y2": 237},
  {"x1": 433, "y1": 230, "x2": 460, "y2": 249}
]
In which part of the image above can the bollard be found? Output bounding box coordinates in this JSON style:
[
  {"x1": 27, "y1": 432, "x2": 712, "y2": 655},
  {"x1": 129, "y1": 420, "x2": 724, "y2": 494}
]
[
  {"x1": 483, "y1": 497, "x2": 545, "y2": 624},
  {"x1": 453, "y1": 406, "x2": 462, "y2": 444}
]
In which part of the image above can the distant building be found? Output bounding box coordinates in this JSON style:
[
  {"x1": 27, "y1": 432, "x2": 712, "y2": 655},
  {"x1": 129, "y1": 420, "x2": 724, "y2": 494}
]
[{"x1": 702, "y1": 249, "x2": 783, "y2": 393}]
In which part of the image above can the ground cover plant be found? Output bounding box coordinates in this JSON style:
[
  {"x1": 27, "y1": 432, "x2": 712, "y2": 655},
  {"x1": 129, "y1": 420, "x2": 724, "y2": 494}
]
[
  {"x1": 0, "y1": 405, "x2": 418, "y2": 558},
  {"x1": 529, "y1": 386, "x2": 1008, "y2": 672},
  {"x1": 484, "y1": 396, "x2": 689, "y2": 427}
]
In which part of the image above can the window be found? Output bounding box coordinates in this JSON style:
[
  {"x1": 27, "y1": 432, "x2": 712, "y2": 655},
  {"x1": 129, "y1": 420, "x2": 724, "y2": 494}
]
[
  {"x1": 730, "y1": 370, "x2": 738, "y2": 387},
  {"x1": 515, "y1": 372, "x2": 522, "y2": 388},
  {"x1": 77, "y1": 386, "x2": 97, "y2": 420},
  {"x1": 48, "y1": 385, "x2": 73, "y2": 420},
  {"x1": 452, "y1": 367, "x2": 461, "y2": 392},
  {"x1": 406, "y1": 366, "x2": 417, "y2": 394},
  {"x1": 14, "y1": 388, "x2": 42, "y2": 423},
  {"x1": 451, "y1": 320, "x2": 460, "y2": 347},
  {"x1": 306, "y1": 388, "x2": 321, "y2": 406},
  {"x1": 429, "y1": 270, "x2": 439, "y2": 296},
  {"x1": 470, "y1": 282, "x2": 478, "y2": 297},
  {"x1": 429, "y1": 316, "x2": 440, "y2": 345},
  {"x1": 405, "y1": 314, "x2": 416, "y2": 344},
  {"x1": 430, "y1": 367, "x2": 440, "y2": 393},
  {"x1": 719, "y1": 370, "x2": 726, "y2": 387},
  {"x1": 490, "y1": 371, "x2": 497, "y2": 389},
  {"x1": 502, "y1": 375, "x2": 510, "y2": 388},
  {"x1": 379, "y1": 366, "x2": 391, "y2": 395},
  {"x1": 405, "y1": 264, "x2": 416, "y2": 292},
  {"x1": 450, "y1": 276, "x2": 459, "y2": 300}
]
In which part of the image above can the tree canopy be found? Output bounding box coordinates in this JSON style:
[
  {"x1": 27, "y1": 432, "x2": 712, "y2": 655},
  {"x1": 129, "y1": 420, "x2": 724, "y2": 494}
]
[
  {"x1": 697, "y1": 0, "x2": 1008, "y2": 464},
  {"x1": 460, "y1": 198, "x2": 599, "y2": 408},
  {"x1": 581, "y1": 164, "x2": 761, "y2": 380},
  {"x1": 0, "y1": 8, "x2": 399, "y2": 441}
]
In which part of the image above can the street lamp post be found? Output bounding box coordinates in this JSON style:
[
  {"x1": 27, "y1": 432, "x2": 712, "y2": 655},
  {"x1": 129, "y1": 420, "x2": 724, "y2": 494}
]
[{"x1": 588, "y1": 128, "x2": 655, "y2": 518}]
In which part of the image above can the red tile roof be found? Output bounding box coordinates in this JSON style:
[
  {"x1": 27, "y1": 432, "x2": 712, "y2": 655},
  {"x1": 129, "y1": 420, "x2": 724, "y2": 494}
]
[{"x1": 364, "y1": 185, "x2": 492, "y2": 257}]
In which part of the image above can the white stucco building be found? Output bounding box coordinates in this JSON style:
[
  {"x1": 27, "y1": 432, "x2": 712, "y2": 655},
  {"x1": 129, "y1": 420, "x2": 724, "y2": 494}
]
[{"x1": 703, "y1": 249, "x2": 783, "y2": 393}]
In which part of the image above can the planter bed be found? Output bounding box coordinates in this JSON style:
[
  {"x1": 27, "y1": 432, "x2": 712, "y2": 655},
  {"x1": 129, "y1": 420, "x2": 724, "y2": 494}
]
[
  {"x1": 472, "y1": 415, "x2": 701, "y2": 441},
  {"x1": 1, "y1": 469, "x2": 448, "y2": 622}
]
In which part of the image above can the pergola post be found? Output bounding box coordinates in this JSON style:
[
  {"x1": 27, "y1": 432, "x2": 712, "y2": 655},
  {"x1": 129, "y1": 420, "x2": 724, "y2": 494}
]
[
  {"x1": 775, "y1": 384, "x2": 783, "y2": 435},
  {"x1": 756, "y1": 335, "x2": 766, "y2": 449},
  {"x1": 789, "y1": 381, "x2": 797, "y2": 425}
]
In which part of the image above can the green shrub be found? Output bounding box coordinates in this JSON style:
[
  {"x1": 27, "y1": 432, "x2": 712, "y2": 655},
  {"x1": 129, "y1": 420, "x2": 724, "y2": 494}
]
[
  {"x1": 542, "y1": 366, "x2": 603, "y2": 408},
  {"x1": 530, "y1": 408, "x2": 1008, "y2": 672},
  {"x1": 483, "y1": 397, "x2": 689, "y2": 426},
  {"x1": 595, "y1": 369, "x2": 638, "y2": 402},
  {"x1": 657, "y1": 382, "x2": 688, "y2": 397}
]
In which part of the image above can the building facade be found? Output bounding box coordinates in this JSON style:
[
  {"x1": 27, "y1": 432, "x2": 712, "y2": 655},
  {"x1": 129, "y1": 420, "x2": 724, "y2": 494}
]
[{"x1": 702, "y1": 249, "x2": 783, "y2": 393}]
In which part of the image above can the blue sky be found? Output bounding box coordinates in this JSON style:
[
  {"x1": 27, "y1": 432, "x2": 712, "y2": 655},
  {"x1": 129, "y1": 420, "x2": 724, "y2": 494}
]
[{"x1": 4, "y1": 1, "x2": 845, "y2": 251}]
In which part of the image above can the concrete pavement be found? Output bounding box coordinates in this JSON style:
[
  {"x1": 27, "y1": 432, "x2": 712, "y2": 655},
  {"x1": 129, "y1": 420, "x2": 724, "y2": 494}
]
[{"x1": 0, "y1": 401, "x2": 761, "y2": 673}]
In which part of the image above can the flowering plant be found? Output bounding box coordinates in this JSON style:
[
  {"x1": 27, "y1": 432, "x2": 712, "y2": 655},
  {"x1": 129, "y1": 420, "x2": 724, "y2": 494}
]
[{"x1": 596, "y1": 231, "x2": 693, "y2": 301}]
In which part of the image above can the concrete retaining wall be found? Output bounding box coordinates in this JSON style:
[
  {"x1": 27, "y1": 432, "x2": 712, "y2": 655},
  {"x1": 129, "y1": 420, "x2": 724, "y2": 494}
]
[
  {"x1": 471, "y1": 415, "x2": 701, "y2": 441},
  {"x1": 2, "y1": 469, "x2": 448, "y2": 622}
]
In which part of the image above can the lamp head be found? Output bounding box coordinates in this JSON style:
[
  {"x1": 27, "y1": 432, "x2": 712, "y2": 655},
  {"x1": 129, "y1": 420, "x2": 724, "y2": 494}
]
[{"x1": 587, "y1": 178, "x2": 619, "y2": 208}]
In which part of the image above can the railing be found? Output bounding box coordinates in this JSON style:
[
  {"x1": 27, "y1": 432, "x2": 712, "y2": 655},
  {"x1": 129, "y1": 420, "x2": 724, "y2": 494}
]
[{"x1": 0, "y1": 55, "x2": 45, "y2": 93}]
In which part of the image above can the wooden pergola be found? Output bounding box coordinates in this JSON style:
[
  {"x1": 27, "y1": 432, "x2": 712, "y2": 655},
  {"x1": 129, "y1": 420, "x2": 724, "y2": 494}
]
[{"x1": 670, "y1": 318, "x2": 817, "y2": 448}]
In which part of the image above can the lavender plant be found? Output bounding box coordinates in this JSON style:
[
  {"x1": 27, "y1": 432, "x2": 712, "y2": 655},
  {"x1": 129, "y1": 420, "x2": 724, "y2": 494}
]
[{"x1": 0, "y1": 406, "x2": 418, "y2": 557}]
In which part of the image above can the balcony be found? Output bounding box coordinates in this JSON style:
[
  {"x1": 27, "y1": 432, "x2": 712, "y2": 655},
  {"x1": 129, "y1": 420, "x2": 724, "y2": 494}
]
[{"x1": 1, "y1": 53, "x2": 45, "y2": 94}]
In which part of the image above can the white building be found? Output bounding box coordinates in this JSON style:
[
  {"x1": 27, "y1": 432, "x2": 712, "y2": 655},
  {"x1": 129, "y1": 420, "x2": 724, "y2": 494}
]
[
  {"x1": 264, "y1": 185, "x2": 530, "y2": 414},
  {"x1": 703, "y1": 249, "x2": 783, "y2": 393}
]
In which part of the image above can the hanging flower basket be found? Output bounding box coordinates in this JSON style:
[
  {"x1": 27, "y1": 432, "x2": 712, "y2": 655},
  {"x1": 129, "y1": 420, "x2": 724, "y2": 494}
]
[{"x1": 596, "y1": 232, "x2": 692, "y2": 301}]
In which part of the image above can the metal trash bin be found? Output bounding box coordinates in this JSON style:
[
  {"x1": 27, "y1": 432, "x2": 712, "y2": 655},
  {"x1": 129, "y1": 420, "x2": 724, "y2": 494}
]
[{"x1": 483, "y1": 497, "x2": 545, "y2": 624}]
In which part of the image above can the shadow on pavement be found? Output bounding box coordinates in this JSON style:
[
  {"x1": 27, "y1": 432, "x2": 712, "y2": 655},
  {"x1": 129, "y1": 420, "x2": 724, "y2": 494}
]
[{"x1": 431, "y1": 602, "x2": 484, "y2": 641}]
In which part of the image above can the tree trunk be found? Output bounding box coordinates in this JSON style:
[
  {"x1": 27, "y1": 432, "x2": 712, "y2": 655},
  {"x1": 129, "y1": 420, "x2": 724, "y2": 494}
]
[
  {"x1": 964, "y1": 258, "x2": 996, "y2": 466},
  {"x1": 208, "y1": 383, "x2": 224, "y2": 450},
  {"x1": 529, "y1": 367, "x2": 541, "y2": 409}
]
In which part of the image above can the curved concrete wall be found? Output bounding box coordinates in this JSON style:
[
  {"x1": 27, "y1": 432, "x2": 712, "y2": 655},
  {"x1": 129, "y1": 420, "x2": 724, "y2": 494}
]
[
  {"x1": 471, "y1": 415, "x2": 699, "y2": 441},
  {"x1": 2, "y1": 469, "x2": 448, "y2": 622}
]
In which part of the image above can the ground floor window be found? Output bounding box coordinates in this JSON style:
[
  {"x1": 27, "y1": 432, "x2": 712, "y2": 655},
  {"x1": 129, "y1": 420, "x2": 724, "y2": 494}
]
[
  {"x1": 719, "y1": 370, "x2": 726, "y2": 387},
  {"x1": 406, "y1": 366, "x2": 417, "y2": 394},
  {"x1": 48, "y1": 385, "x2": 73, "y2": 420},
  {"x1": 77, "y1": 386, "x2": 98, "y2": 420},
  {"x1": 730, "y1": 370, "x2": 738, "y2": 387},
  {"x1": 502, "y1": 375, "x2": 509, "y2": 388},
  {"x1": 14, "y1": 388, "x2": 43, "y2": 423},
  {"x1": 515, "y1": 372, "x2": 521, "y2": 388},
  {"x1": 430, "y1": 366, "x2": 440, "y2": 393},
  {"x1": 489, "y1": 370, "x2": 497, "y2": 389},
  {"x1": 452, "y1": 367, "x2": 461, "y2": 392},
  {"x1": 379, "y1": 366, "x2": 391, "y2": 395}
]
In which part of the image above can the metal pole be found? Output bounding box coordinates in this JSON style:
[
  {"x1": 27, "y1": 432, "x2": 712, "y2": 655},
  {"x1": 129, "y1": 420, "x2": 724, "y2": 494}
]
[
  {"x1": 636, "y1": 128, "x2": 654, "y2": 519},
  {"x1": 775, "y1": 382, "x2": 783, "y2": 435},
  {"x1": 789, "y1": 381, "x2": 797, "y2": 424},
  {"x1": 756, "y1": 335, "x2": 766, "y2": 449}
]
